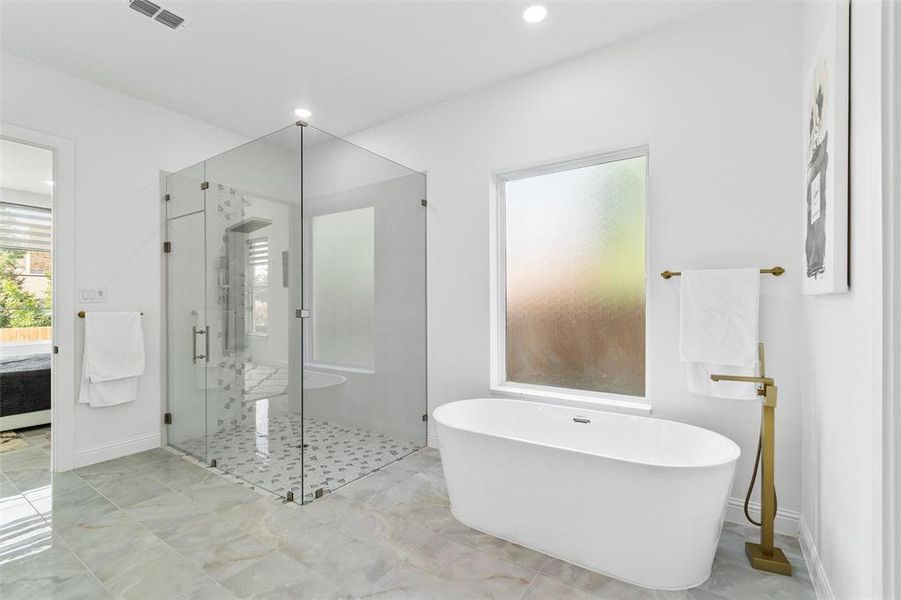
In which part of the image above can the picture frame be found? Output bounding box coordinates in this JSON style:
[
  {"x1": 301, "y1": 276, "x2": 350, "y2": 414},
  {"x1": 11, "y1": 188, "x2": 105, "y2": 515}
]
[{"x1": 802, "y1": 0, "x2": 850, "y2": 295}]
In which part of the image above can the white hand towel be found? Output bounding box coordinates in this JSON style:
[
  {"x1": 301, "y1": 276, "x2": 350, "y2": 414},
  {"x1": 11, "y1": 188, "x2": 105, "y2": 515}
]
[
  {"x1": 679, "y1": 269, "x2": 759, "y2": 399},
  {"x1": 78, "y1": 312, "x2": 145, "y2": 407}
]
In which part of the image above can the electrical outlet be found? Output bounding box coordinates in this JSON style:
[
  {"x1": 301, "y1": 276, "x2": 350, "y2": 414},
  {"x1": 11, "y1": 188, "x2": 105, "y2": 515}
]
[{"x1": 79, "y1": 288, "x2": 107, "y2": 303}]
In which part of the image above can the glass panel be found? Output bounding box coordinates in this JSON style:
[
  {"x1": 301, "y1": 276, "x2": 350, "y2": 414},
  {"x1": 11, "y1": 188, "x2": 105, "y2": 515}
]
[
  {"x1": 164, "y1": 160, "x2": 208, "y2": 463},
  {"x1": 166, "y1": 161, "x2": 205, "y2": 219},
  {"x1": 202, "y1": 125, "x2": 303, "y2": 500},
  {"x1": 165, "y1": 180, "x2": 208, "y2": 460},
  {"x1": 503, "y1": 154, "x2": 646, "y2": 397},
  {"x1": 301, "y1": 126, "x2": 427, "y2": 501}
]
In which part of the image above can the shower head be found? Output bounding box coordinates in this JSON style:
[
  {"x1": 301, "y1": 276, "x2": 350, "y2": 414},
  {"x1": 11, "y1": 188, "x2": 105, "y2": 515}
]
[{"x1": 227, "y1": 217, "x2": 272, "y2": 234}]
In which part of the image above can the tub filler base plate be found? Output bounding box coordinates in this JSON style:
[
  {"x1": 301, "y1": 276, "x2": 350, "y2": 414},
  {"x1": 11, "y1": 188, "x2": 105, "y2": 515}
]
[{"x1": 745, "y1": 542, "x2": 792, "y2": 576}]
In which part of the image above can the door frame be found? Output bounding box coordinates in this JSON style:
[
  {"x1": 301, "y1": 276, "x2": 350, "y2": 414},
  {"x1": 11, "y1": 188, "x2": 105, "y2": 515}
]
[
  {"x1": 0, "y1": 123, "x2": 76, "y2": 472},
  {"x1": 882, "y1": 1, "x2": 900, "y2": 594}
]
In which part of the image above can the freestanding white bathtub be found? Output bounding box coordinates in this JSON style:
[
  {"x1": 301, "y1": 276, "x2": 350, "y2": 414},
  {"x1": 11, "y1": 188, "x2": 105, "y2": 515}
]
[{"x1": 433, "y1": 398, "x2": 740, "y2": 590}]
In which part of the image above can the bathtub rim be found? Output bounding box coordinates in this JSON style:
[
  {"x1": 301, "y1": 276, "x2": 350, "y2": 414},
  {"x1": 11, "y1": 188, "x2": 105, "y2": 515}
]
[{"x1": 433, "y1": 397, "x2": 741, "y2": 470}]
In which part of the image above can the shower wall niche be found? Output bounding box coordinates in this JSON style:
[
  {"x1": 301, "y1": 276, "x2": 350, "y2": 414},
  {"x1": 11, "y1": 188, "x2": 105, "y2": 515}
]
[{"x1": 164, "y1": 123, "x2": 426, "y2": 503}]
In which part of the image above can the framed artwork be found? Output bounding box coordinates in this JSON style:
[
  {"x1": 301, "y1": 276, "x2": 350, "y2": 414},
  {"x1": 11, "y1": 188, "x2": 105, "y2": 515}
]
[{"x1": 803, "y1": 0, "x2": 850, "y2": 295}]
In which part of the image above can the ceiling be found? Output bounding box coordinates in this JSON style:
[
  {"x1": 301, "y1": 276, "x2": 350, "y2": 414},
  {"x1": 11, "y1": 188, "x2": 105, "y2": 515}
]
[
  {"x1": 0, "y1": 139, "x2": 54, "y2": 195},
  {"x1": 0, "y1": 1, "x2": 719, "y2": 139}
]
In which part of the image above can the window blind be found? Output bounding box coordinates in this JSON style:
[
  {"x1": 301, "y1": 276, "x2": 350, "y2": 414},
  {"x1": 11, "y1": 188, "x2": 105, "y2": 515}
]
[
  {"x1": 0, "y1": 202, "x2": 52, "y2": 252},
  {"x1": 247, "y1": 238, "x2": 269, "y2": 265}
]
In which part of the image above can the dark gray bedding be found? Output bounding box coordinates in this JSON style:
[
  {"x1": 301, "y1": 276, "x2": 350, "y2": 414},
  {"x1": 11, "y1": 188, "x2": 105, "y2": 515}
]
[{"x1": 0, "y1": 354, "x2": 51, "y2": 417}]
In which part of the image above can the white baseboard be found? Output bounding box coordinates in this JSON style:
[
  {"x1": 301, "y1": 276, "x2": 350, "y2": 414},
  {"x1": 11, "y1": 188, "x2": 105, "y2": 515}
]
[
  {"x1": 799, "y1": 516, "x2": 835, "y2": 600},
  {"x1": 72, "y1": 432, "x2": 160, "y2": 469},
  {"x1": 722, "y1": 497, "x2": 800, "y2": 536}
]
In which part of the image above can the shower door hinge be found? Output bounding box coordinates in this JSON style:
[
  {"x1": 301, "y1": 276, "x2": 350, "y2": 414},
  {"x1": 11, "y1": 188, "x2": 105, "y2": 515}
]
[
  {"x1": 314, "y1": 488, "x2": 325, "y2": 499},
  {"x1": 422, "y1": 414, "x2": 428, "y2": 422},
  {"x1": 164, "y1": 412, "x2": 172, "y2": 425},
  {"x1": 420, "y1": 199, "x2": 427, "y2": 207},
  {"x1": 200, "y1": 181, "x2": 209, "y2": 191},
  {"x1": 53, "y1": 346, "x2": 59, "y2": 355},
  {"x1": 164, "y1": 193, "x2": 170, "y2": 201},
  {"x1": 163, "y1": 241, "x2": 172, "y2": 253},
  {"x1": 295, "y1": 309, "x2": 311, "y2": 319}
]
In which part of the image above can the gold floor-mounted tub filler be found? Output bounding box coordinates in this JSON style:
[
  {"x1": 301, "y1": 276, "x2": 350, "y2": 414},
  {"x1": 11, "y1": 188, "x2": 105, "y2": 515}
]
[
  {"x1": 659, "y1": 265, "x2": 791, "y2": 577},
  {"x1": 711, "y1": 343, "x2": 792, "y2": 577}
]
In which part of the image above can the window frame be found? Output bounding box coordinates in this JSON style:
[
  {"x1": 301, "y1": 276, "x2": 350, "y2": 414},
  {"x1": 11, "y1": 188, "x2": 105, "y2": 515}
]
[
  {"x1": 246, "y1": 236, "x2": 269, "y2": 337},
  {"x1": 491, "y1": 147, "x2": 651, "y2": 412}
]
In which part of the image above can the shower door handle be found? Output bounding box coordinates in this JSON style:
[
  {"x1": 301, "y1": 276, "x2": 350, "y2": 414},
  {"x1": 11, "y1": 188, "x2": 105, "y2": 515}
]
[{"x1": 192, "y1": 326, "x2": 207, "y2": 364}]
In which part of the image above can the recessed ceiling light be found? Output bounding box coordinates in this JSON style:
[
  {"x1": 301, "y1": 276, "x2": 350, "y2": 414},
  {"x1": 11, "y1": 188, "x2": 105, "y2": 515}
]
[
  {"x1": 294, "y1": 108, "x2": 312, "y2": 119},
  {"x1": 44, "y1": 180, "x2": 54, "y2": 186},
  {"x1": 522, "y1": 5, "x2": 547, "y2": 24}
]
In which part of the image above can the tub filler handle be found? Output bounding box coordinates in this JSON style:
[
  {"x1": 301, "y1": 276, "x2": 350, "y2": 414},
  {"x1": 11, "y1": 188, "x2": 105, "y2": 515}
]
[{"x1": 573, "y1": 417, "x2": 591, "y2": 424}]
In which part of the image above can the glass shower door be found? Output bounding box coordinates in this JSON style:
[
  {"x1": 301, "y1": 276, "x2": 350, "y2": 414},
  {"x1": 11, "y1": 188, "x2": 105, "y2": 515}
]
[{"x1": 165, "y1": 163, "x2": 209, "y2": 461}]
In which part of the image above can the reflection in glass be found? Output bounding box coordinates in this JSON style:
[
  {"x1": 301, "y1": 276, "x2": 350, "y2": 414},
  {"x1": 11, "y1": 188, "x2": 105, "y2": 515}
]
[{"x1": 310, "y1": 207, "x2": 374, "y2": 370}]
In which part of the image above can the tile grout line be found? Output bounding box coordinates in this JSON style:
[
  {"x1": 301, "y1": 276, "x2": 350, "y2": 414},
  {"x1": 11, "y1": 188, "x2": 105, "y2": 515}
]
[
  {"x1": 64, "y1": 455, "x2": 245, "y2": 598},
  {"x1": 6, "y1": 463, "x2": 117, "y2": 598},
  {"x1": 518, "y1": 568, "x2": 542, "y2": 599},
  {"x1": 349, "y1": 476, "x2": 548, "y2": 593}
]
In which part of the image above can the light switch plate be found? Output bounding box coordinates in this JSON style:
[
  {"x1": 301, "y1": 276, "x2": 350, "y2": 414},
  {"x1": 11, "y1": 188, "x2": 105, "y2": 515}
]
[{"x1": 79, "y1": 288, "x2": 107, "y2": 303}]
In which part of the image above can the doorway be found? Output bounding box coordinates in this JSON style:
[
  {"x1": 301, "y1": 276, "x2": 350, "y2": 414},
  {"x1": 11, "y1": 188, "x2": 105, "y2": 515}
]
[{"x1": 0, "y1": 138, "x2": 54, "y2": 451}]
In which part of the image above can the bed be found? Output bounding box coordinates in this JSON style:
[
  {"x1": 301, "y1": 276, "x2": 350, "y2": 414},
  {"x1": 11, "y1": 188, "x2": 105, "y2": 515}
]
[{"x1": 0, "y1": 353, "x2": 51, "y2": 430}]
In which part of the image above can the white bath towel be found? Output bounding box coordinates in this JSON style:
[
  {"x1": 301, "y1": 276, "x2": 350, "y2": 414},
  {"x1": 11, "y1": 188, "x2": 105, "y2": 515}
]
[
  {"x1": 679, "y1": 269, "x2": 759, "y2": 399},
  {"x1": 78, "y1": 312, "x2": 145, "y2": 407}
]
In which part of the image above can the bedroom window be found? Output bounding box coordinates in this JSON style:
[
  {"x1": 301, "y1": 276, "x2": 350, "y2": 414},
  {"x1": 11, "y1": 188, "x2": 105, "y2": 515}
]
[
  {"x1": 494, "y1": 149, "x2": 647, "y2": 402},
  {"x1": 246, "y1": 237, "x2": 269, "y2": 335}
]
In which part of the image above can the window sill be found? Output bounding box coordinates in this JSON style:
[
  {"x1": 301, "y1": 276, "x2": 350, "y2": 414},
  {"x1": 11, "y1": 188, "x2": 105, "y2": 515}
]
[{"x1": 489, "y1": 384, "x2": 651, "y2": 414}]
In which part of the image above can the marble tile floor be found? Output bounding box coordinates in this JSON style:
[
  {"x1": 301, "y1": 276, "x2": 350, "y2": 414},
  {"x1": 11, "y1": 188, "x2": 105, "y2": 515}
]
[{"x1": 0, "y1": 439, "x2": 816, "y2": 599}]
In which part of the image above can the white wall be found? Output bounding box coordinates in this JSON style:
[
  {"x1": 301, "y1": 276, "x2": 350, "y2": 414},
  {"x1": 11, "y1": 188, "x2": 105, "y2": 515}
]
[
  {"x1": 346, "y1": 3, "x2": 806, "y2": 521},
  {"x1": 799, "y1": 2, "x2": 888, "y2": 599},
  {"x1": 0, "y1": 52, "x2": 246, "y2": 467}
]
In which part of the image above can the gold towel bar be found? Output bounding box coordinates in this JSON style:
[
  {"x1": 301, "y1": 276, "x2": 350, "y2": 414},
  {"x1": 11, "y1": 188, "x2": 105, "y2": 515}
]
[
  {"x1": 77, "y1": 311, "x2": 144, "y2": 318},
  {"x1": 660, "y1": 266, "x2": 785, "y2": 280}
]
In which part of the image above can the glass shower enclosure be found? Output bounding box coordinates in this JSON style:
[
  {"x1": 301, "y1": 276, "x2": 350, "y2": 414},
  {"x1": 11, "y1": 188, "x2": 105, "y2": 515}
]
[{"x1": 164, "y1": 123, "x2": 427, "y2": 503}]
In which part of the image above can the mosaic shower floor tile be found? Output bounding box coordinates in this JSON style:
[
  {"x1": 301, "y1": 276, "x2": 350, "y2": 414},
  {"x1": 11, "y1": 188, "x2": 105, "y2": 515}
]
[{"x1": 178, "y1": 415, "x2": 420, "y2": 501}]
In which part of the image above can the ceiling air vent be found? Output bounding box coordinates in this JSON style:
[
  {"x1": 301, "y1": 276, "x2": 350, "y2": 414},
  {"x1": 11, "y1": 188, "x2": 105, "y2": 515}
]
[
  {"x1": 128, "y1": 0, "x2": 161, "y2": 18},
  {"x1": 127, "y1": 0, "x2": 187, "y2": 31},
  {"x1": 154, "y1": 10, "x2": 185, "y2": 30}
]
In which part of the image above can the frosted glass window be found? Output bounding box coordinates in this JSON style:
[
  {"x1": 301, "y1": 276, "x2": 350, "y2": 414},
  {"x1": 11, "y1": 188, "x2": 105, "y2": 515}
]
[
  {"x1": 311, "y1": 207, "x2": 375, "y2": 369},
  {"x1": 501, "y1": 153, "x2": 646, "y2": 397}
]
